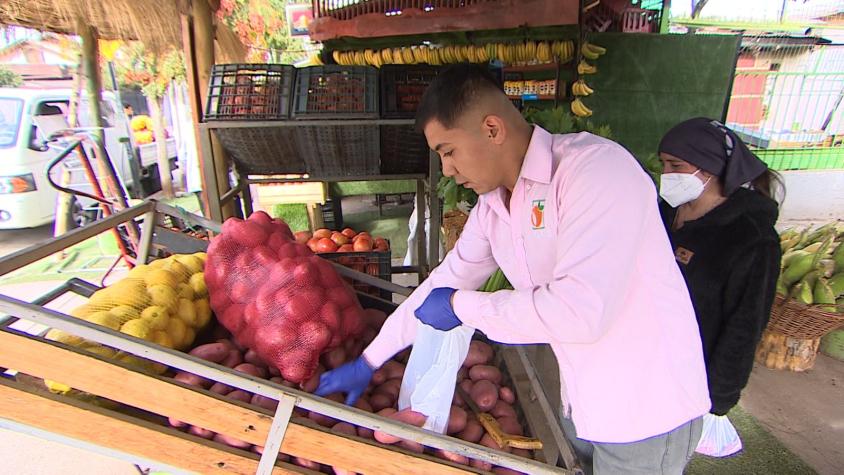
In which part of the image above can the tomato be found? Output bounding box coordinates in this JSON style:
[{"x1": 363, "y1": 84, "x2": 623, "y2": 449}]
[
  {"x1": 341, "y1": 228, "x2": 357, "y2": 239},
  {"x1": 352, "y1": 232, "x2": 371, "y2": 243},
  {"x1": 353, "y1": 238, "x2": 373, "y2": 252},
  {"x1": 330, "y1": 232, "x2": 350, "y2": 246},
  {"x1": 336, "y1": 244, "x2": 355, "y2": 253},
  {"x1": 306, "y1": 237, "x2": 320, "y2": 252},
  {"x1": 374, "y1": 238, "x2": 389, "y2": 251},
  {"x1": 315, "y1": 238, "x2": 338, "y2": 253},
  {"x1": 294, "y1": 231, "x2": 312, "y2": 245},
  {"x1": 313, "y1": 228, "x2": 332, "y2": 239}
]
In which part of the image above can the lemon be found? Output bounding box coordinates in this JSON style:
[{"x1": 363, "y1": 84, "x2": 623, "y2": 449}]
[
  {"x1": 70, "y1": 304, "x2": 96, "y2": 319},
  {"x1": 176, "y1": 254, "x2": 204, "y2": 274},
  {"x1": 189, "y1": 272, "x2": 208, "y2": 297},
  {"x1": 110, "y1": 305, "x2": 141, "y2": 325},
  {"x1": 45, "y1": 328, "x2": 85, "y2": 346},
  {"x1": 86, "y1": 311, "x2": 122, "y2": 331},
  {"x1": 166, "y1": 317, "x2": 187, "y2": 349},
  {"x1": 177, "y1": 283, "x2": 195, "y2": 300},
  {"x1": 153, "y1": 330, "x2": 175, "y2": 349},
  {"x1": 141, "y1": 305, "x2": 170, "y2": 330},
  {"x1": 176, "y1": 298, "x2": 197, "y2": 327},
  {"x1": 148, "y1": 285, "x2": 178, "y2": 312},
  {"x1": 194, "y1": 298, "x2": 212, "y2": 329},
  {"x1": 85, "y1": 344, "x2": 117, "y2": 358},
  {"x1": 144, "y1": 269, "x2": 180, "y2": 288},
  {"x1": 182, "y1": 326, "x2": 196, "y2": 349},
  {"x1": 120, "y1": 318, "x2": 152, "y2": 340}
]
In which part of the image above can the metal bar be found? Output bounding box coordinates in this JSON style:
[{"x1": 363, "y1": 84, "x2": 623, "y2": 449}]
[
  {"x1": 256, "y1": 394, "x2": 297, "y2": 475},
  {"x1": 154, "y1": 202, "x2": 222, "y2": 234},
  {"x1": 200, "y1": 128, "x2": 224, "y2": 223},
  {"x1": 428, "y1": 150, "x2": 442, "y2": 269},
  {"x1": 0, "y1": 202, "x2": 154, "y2": 277},
  {"x1": 245, "y1": 174, "x2": 426, "y2": 184},
  {"x1": 735, "y1": 71, "x2": 844, "y2": 77},
  {"x1": 391, "y1": 265, "x2": 420, "y2": 274},
  {"x1": 330, "y1": 261, "x2": 412, "y2": 297},
  {"x1": 200, "y1": 119, "x2": 415, "y2": 130},
  {"x1": 220, "y1": 183, "x2": 241, "y2": 205},
  {"x1": 0, "y1": 298, "x2": 562, "y2": 473},
  {"x1": 415, "y1": 178, "x2": 427, "y2": 279},
  {"x1": 240, "y1": 178, "x2": 254, "y2": 217},
  {"x1": 136, "y1": 210, "x2": 157, "y2": 265}
]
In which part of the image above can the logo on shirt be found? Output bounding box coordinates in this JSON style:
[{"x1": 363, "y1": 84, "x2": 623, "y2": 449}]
[
  {"x1": 530, "y1": 199, "x2": 545, "y2": 230},
  {"x1": 675, "y1": 246, "x2": 694, "y2": 265}
]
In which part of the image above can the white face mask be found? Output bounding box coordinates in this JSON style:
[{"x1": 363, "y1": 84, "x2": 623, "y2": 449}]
[{"x1": 659, "y1": 169, "x2": 711, "y2": 207}]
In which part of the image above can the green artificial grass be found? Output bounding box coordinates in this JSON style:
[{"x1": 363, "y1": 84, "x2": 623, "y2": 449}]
[
  {"x1": 686, "y1": 406, "x2": 816, "y2": 475},
  {"x1": 330, "y1": 180, "x2": 417, "y2": 197},
  {"x1": 270, "y1": 203, "x2": 311, "y2": 232},
  {"x1": 342, "y1": 206, "x2": 411, "y2": 260}
]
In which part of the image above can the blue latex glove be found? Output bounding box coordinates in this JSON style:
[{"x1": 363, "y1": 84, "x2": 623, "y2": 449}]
[
  {"x1": 314, "y1": 356, "x2": 374, "y2": 405},
  {"x1": 414, "y1": 287, "x2": 461, "y2": 331}
]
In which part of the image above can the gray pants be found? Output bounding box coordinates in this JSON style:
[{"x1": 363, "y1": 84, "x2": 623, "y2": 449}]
[{"x1": 560, "y1": 414, "x2": 703, "y2": 475}]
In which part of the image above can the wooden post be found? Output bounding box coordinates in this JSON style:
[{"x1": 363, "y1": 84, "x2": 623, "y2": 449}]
[
  {"x1": 755, "y1": 328, "x2": 820, "y2": 372},
  {"x1": 53, "y1": 53, "x2": 83, "y2": 240},
  {"x1": 146, "y1": 94, "x2": 174, "y2": 198},
  {"x1": 191, "y1": 0, "x2": 235, "y2": 219},
  {"x1": 78, "y1": 23, "x2": 110, "y2": 189}
]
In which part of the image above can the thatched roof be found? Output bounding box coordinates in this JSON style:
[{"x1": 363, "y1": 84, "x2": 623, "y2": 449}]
[{"x1": 0, "y1": 0, "x2": 184, "y2": 50}]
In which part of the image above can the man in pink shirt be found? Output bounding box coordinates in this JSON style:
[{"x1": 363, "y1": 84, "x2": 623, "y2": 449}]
[{"x1": 317, "y1": 64, "x2": 710, "y2": 473}]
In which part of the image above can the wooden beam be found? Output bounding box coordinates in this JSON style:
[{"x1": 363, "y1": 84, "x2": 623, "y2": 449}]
[
  {"x1": 0, "y1": 330, "x2": 472, "y2": 475},
  {"x1": 309, "y1": 0, "x2": 579, "y2": 41},
  {"x1": 0, "y1": 379, "x2": 308, "y2": 475}
]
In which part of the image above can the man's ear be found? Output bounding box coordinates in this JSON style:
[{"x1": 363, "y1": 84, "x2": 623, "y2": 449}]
[{"x1": 482, "y1": 115, "x2": 506, "y2": 145}]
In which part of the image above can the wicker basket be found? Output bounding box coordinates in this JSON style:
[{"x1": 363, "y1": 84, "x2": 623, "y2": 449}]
[
  {"x1": 443, "y1": 210, "x2": 469, "y2": 252},
  {"x1": 766, "y1": 294, "x2": 844, "y2": 340}
]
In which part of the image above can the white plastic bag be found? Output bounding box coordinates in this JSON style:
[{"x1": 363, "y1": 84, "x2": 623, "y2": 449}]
[
  {"x1": 398, "y1": 321, "x2": 474, "y2": 433},
  {"x1": 695, "y1": 413, "x2": 743, "y2": 457}
]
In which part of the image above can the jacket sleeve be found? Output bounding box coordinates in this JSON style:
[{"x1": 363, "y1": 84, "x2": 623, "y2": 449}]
[
  {"x1": 453, "y1": 145, "x2": 657, "y2": 344},
  {"x1": 362, "y1": 201, "x2": 499, "y2": 368},
  {"x1": 707, "y1": 240, "x2": 781, "y2": 415}
]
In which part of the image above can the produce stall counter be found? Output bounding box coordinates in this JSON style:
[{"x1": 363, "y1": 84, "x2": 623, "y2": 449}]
[{"x1": 0, "y1": 201, "x2": 580, "y2": 475}]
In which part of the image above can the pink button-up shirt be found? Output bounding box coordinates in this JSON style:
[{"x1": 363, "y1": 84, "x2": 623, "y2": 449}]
[{"x1": 364, "y1": 126, "x2": 710, "y2": 443}]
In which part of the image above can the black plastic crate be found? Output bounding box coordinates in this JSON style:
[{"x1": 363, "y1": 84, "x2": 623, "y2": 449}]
[
  {"x1": 215, "y1": 127, "x2": 306, "y2": 175},
  {"x1": 205, "y1": 64, "x2": 295, "y2": 121},
  {"x1": 293, "y1": 66, "x2": 379, "y2": 119},
  {"x1": 320, "y1": 199, "x2": 343, "y2": 230},
  {"x1": 318, "y1": 250, "x2": 392, "y2": 300},
  {"x1": 296, "y1": 124, "x2": 380, "y2": 177},
  {"x1": 380, "y1": 65, "x2": 441, "y2": 119},
  {"x1": 380, "y1": 125, "x2": 430, "y2": 174}
]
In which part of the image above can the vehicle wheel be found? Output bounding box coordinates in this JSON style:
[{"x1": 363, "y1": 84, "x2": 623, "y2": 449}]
[{"x1": 66, "y1": 198, "x2": 94, "y2": 229}]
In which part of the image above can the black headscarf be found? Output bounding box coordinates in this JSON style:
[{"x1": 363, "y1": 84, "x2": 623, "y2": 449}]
[{"x1": 658, "y1": 117, "x2": 768, "y2": 195}]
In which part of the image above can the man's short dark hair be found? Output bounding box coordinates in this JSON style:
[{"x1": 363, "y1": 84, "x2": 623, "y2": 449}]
[{"x1": 415, "y1": 63, "x2": 504, "y2": 132}]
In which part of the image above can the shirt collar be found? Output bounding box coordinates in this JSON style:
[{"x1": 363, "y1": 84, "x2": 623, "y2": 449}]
[{"x1": 519, "y1": 125, "x2": 554, "y2": 185}]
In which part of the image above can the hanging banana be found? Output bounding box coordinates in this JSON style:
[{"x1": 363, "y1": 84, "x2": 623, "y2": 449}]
[
  {"x1": 572, "y1": 79, "x2": 594, "y2": 97},
  {"x1": 571, "y1": 98, "x2": 593, "y2": 118},
  {"x1": 578, "y1": 60, "x2": 597, "y2": 75}
]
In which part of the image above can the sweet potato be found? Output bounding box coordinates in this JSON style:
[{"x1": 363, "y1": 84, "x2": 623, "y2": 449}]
[
  {"x1": 363, "y1": 308, "x2": 388, "y2": 330},
  {"x1": 499, "y1": 386, "x2": 516, "y2": 404},
  {"x1": 331, "y1": 422, "x2": 358, "y2": 436},
  {"x1": 381, "y1": 360, "x2": 405, "y2": 380},
  {"x1": 354, "y1": 398, "x2": 373, "y2": 413},
  {"x1": 497, "y1": 416, "x2": 524, "y2": 436},
  {"x1": 251, "y1": 393, "x2": 278, "y2": 411},
  {"x1": 252, "y1": 445, "x2": 290, "y2": 462},
  {"x1": 469, "y1": 365, "x2": 503, "y2": 385},
  {"x1": 452, "y1": 389, "x2": 466, "y2": 408},
  {"x1": 447, "y1": 406, "x2": 468, "y2": 434},
  {"x1": 371, "y1": 367, "x2": 387, "y2": 386},
  {"x1": 174, "y1": 371, "x2": 210, "y2": 389},
  {"x1": 470, "y1": 458, "x2": 493, "y2": 471},
  {"x1": 188, "y1": 425, "x2": 214, "y2": 439},
  {"x1": 227, "y1": 390, "x2": 252, "y2": 404},
  {"x1": 243, "y1": 348, "x2": 266, "y2": 367},
  {"x1": 375, "y1": 378, "x2": 402, "y2": 401},
  {"x1": 209, "y1": 382, "x2": 233, "y2": 395},
  {"x1": 394, "y1": 348, "x2": 411, "y2": 364},
  {"x1": 457, "y1": 418, "x2": 484, "y2": 443},
  {"x1": 436, "y1": 449, "x2": 469, "y2": 466},
  {"x1": 459, "y1": 378, "x2": 474, "y2": 395},
  {"x1": 322, "y1": 347, "x2": 347, "y2": 370},
  {"x1": 189, "y1": 342, "x2": 230, "y2": 363},
  {"x1": 292, "y1": 457, "x2": 321, "y2": 470},
  {"x1": 456, "y1": 367, "x2": 468, "y2": 382},
  {"x1": 470, "y1": 380, "x2": 499, "y2": 411},
  {"x1": 369, "y1": 393, "x2": 393, "y2": 412},
  {"x1": 463, "y1": 341, "x2": 494, "y2": 368},
  {"x1": 398, "y1": 440, "x2": 425, "y2": 453},
  {"x1": 267, "y1": 365, "x2": 281, "y2": 377},
  {"x1": 373, "y1": 408, "x2": 426, "y2": 444},
  {"x1": 221, "y1": 349, "x2": 243, "y2": 368},
  {"x1": 213, "y1": 433, "x2": 251, "y2": 450},
  {"x1": 309, "y1": 393, "x2": 344, "y2": 427},
  {"x1": 300, "y1": 366, "x2": 323, "y2": 393},
  {"x1": 491, "y1": 400, "x2": 517, "y2": 420},
  {"x1": 234, "y1": 363, "x2": 266, "y2": 379},
  {"x1": 168, "y1": 417, "x2": 187, "y2": 429}
]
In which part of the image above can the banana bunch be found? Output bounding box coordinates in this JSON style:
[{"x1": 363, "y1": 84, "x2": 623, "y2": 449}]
[
  {"x1": 778, "y1": 223, "x2": 844, "y2": 310},
  {"x1": 581, "y1": 42, "x2": 607, "y2": 60},
  {"x1": 329, "y1": 40, "x2": 576, "y2": 67},
  {"x1": 45, "y1": 253, "x2": 212, "y2": 394},
  {"x1": 570, "y1": 97, "x2": 593, "y2": 118},
  {"x1": 572, "y1": 79, "x2": 594, "y2": 97},
  {"x1": 577, "y1": 59, "x2": 598, "y2": 75}
]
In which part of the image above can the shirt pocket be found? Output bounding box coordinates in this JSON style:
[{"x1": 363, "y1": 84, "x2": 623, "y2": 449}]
[{"x1": 522, "y1": 185, "x2": 557, "y2": 284}]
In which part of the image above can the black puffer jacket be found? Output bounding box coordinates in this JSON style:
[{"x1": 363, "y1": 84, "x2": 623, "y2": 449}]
[{"x1": 660, "y1": 188, "x2": 781, "y2": 415}]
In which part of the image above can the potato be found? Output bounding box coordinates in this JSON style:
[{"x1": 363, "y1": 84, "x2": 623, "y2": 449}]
[
  {"x1": 447, "y1": 406, "x2": 468, "y2": 434},
  {"x1": 480, "y1": 433, "x2": 511, "y2": 453},
  {"x1": 381, "y1": 360, "x2": 405, "y2": 380},
  {"x1": 511, "y1": 448, "x2": 532, "y2": 459},
  {"x1": 374, "y1": 408, "x2": 427, "y2": 444},
  {"x1": 497, "y1": 416, "x2": 524, "y2": 436},
  {"x1": 469, "y1": 365, "x2": 502, "y2": 385},
  {"x1": 470, "y1": 380, "x2": 499, "y2": 411},
  {"x1": 493, "y1": 466, "x2": 525, "y2": 474},
  {"x1": 369, "y1": 392, "x2": 393, "y2": 412},
  {"x1": 452, "y1": 389, "x2": 466, "y2": 408},
  {"x1": 189, "y1": 342, "x2": 231, "y2": 363},
  {"x1": 221, "y1": 349, "x2": 243, "y2": 368},
  {"x1": 363, "y1": 308, "x2": 388, "y2": 330},
  {"x1": 331, "y1": 422, "x2": 357, "y2": 436},
  {"x1": 188, "y1": 425, "x2": 214, "y2": 439},
  {"x1": 375, "y1": 378, "x2": 402, "y2": 401},
  {"x1": 371, "y1": 367, "x2": 387, "y2": 386},
  {"x1": 436, "y1": 449, "x2": 469, "y2": 466},
  {"x1": 463, "y1": 340, "x2": 494, "y2": 368},
  {"x1": 174, "y1": 371, "x2": 210, "y2": 389},
  {"x1": 457, "y1": 418, "x2": 484, "y2": 443},
  {"x1": 459, "y1": 378, "x2": 474, "y2": 395},
  {"x1": 234, "y1": 363, "x2": 266, "y2": 379},
  {"x1": 394, "y1": 348, "x2": 411, "y2": 364},
  {"x1": 309, "y1": 393, "x2": 344, "y2": 427},
  {"x1": 251, "y1": 393, "x2": 278, "y2": 411},
  {"x1": 354, "y1": 398, "x2": 373, "y2": 413},
  {"x1": 491, "y1": 400, "x2": 517, "y2": 420},
  {"x1": 213, "y1": 433, "x2": 251, "y2": 449},
  {"x1": 322, "y1": 347, "x2": 347, "y2": 370},
  {"x1": 300, "y1": 366, "x2": 324, "y2": 393},
  {"x1": 456, "y1": 367, "x2": 468, "y2": 382},
  {"x1": 209, "y1": 382, "x2": 233, "y2": 395},
  {"x1": 168, "y1": 416, "x2": 187, "y2": 428},
  {"x1": 243, "y1": 348, "x2": 265, "y2": 366},
  {"x1": 499, "y1": 386, "x2": 516, "y2": 404},
  {"x1": 399, "y1": 439, "x2": 424, "y2": 453},
  {"x1": 293, "y1": 457, "x2": 321, "y2": 470},
  {"x1": 470, "y1": 458, "x2": 493, "y2": 471},
  {"x1": 227, "y1": 390, "x2": 252, "y2": 404}
]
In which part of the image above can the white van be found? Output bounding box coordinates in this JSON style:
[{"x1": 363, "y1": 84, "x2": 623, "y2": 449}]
[{"x1": 0, "y1": 87, "x2": 178, "y2": 229}]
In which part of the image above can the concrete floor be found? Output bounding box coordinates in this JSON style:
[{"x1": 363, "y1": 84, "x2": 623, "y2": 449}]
[
  {"x1": 0, "y1": 223, "x2": 54, "y2": 256},
  {"x1": 740, "y1": 355, "x2": 844, "y2": 475}
]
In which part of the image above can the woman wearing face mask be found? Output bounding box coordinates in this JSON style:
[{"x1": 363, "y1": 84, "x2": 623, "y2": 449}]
[{"x1": 658, "y1": 117, "x2": 783, "y2": 419}]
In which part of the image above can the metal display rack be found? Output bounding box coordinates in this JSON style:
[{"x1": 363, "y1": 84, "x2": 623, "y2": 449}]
[{"x1": 198, "y1": 119, "x2": 441, "y2": 279}]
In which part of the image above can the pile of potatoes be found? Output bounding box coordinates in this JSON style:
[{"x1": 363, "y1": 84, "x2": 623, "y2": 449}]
[{"x1": 170, "y1": 309, "x2": 533, "y2": 474}]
